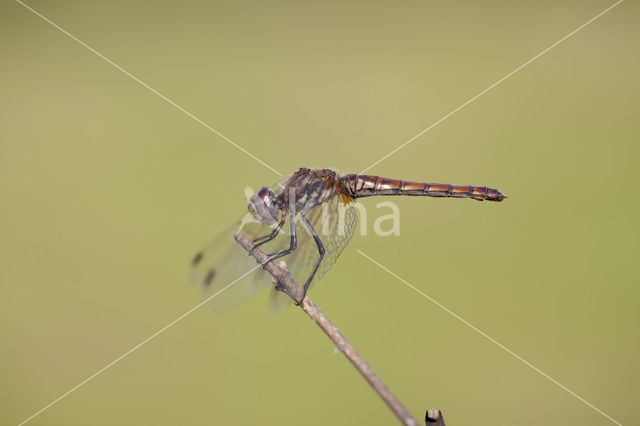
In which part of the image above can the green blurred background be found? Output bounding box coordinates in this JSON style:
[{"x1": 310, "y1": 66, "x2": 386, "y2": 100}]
[{"x1": 1, "y1": 1, "x2": 638, "y2": 425}]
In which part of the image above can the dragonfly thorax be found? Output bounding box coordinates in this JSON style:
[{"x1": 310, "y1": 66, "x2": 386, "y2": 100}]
[{"x1": 248, "y1": 187, "x2": 280, "y2": 226}]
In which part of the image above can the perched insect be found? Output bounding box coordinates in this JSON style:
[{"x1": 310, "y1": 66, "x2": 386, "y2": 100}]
[{"x1": 192, "y1": 168, "x2": 506, "y2": 309}]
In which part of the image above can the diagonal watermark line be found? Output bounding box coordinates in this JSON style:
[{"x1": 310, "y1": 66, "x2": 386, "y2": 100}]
[
  {"x1": 17, "y1": 262, "x2": 264, "y2": 426},
  {"x1": 16, "y1": 0, "x2": 283, "y2": 177},
  {"x1": 357, "y1": 249, "x2": 623, "y2": 426},
  {"x1": 359, "y1": 0, "x2": 623, "y2": 174}
]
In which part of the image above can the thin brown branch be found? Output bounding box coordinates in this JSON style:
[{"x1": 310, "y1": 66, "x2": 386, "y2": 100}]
[{"x1": 234, "y1": 232, "x2": 440, "y2": 426}]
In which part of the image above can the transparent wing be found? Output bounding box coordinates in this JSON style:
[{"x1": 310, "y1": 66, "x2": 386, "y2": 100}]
[
  {"x1": 191, "y1": 214, "x2": 277, "y2": 310},
  {"x1": 269, "y1": 195, "x2": 359, "y2": 310},
  {"x1": 190, "y1": 173, "x2": 295, "y2": 311},
  {"x1": 192, "y1": 195, "x2": 358, "y2": 311}
]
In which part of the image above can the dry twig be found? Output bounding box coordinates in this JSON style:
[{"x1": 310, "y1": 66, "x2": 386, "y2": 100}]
[{"x1": 234, "y1": 232, "x2": 445, "y2": 426}]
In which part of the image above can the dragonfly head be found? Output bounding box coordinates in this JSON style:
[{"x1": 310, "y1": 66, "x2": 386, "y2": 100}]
[{"x1": 248, "y1": 187, "x2": 279, "y2": 226}]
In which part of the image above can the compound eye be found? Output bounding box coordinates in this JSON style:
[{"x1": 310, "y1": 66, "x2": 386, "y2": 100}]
[
  {"x1": 257, "y1": 187, "x2": 275, "y2": 207},
  {"x1": 257, "y1": 187, "x2": 272, "y2": 197},
  {"x1": 249, "y1": 187, "x2": 278, "y2": 226}
]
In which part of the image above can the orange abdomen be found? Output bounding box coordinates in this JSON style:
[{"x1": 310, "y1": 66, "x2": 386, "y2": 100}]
[{"x1": 341, "y1": 174, "x2": 506, "y2": 202}]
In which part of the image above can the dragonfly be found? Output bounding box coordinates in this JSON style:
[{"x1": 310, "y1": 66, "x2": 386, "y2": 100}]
[{"x1": 191, "y1": 168, "x2": 506, "y2": 309}]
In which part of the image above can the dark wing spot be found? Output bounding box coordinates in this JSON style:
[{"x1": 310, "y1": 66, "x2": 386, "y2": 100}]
[
  {"x1": 192, "y1": 251, "x2": 203, "y2": 266},
  {"x1": 203, "y1": 269, "x2": 216, "y2": 287}
]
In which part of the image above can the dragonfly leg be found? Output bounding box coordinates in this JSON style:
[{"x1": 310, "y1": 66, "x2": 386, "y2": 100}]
[
  {"x1": 250, "y1": 213, "x2": 286, "y2": 254},
  {"x1": 299, "y1": 213, "x2": 325, "y2": 300},
  {"x1": 266, "y1": 196, "x2": 297, "y2": 261}
]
